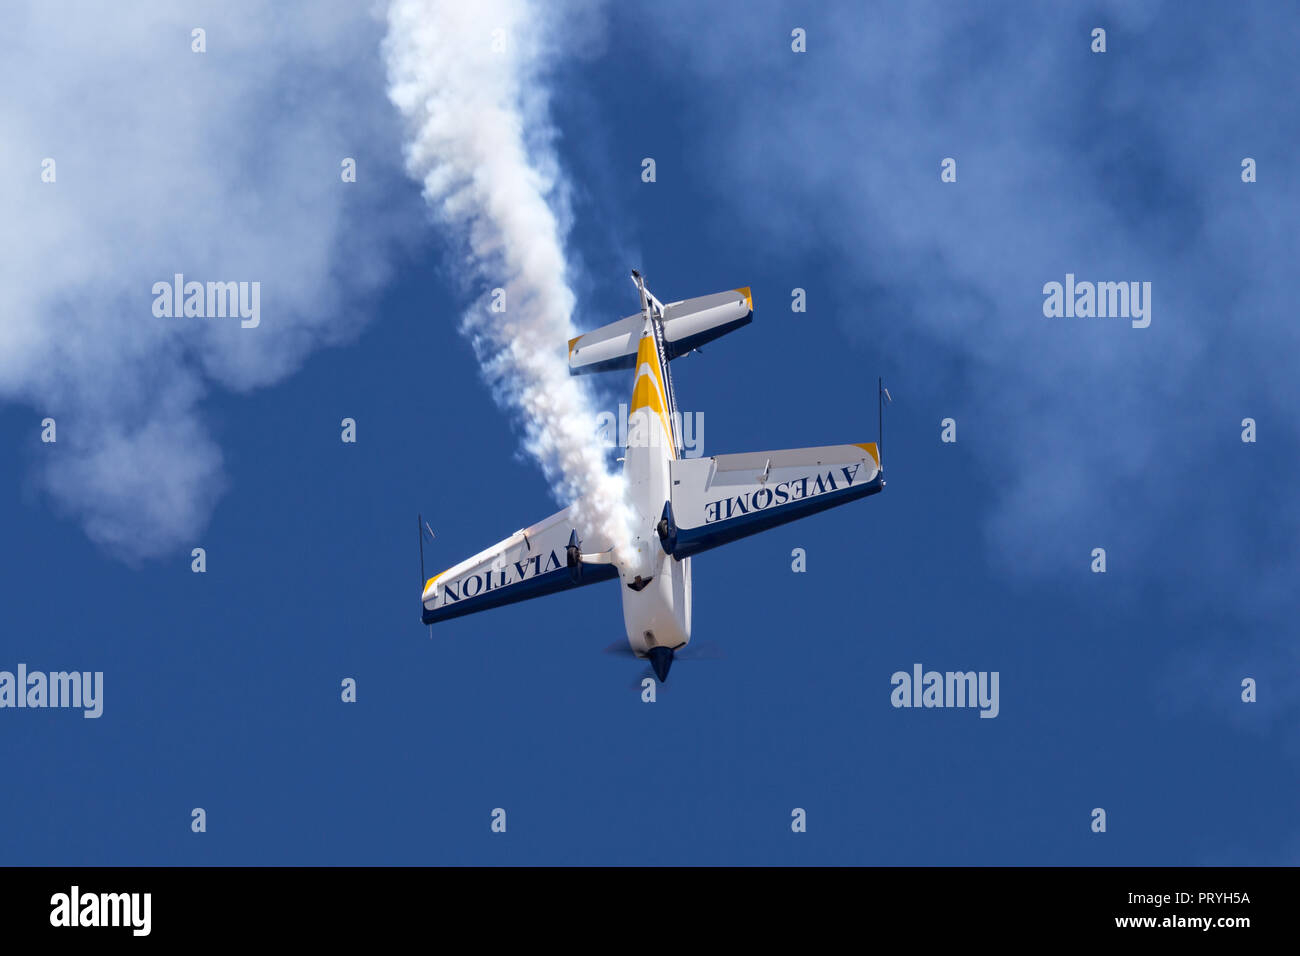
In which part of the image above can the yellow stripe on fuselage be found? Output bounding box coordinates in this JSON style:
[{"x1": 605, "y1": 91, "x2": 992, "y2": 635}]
[{"x1": 630, "y1": 333, "x2": 677, "y2": 458}]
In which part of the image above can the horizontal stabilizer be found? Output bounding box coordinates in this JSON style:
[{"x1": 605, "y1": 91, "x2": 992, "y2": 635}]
[{"x1": 568, "y1": 287, "x2": 753, "y2": 375}]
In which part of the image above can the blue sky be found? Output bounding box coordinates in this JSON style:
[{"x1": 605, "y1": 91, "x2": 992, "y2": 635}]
[{"x1": 1, "y1": 0, "x2": 1296, "y2": 864}]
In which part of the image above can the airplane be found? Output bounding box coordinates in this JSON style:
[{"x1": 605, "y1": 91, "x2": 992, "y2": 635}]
[{"x1": 420, "y1": 272, "x2": 886, "y2": 682}]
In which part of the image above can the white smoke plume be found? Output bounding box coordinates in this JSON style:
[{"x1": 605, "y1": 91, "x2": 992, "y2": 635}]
[{"x1": 384, "y1": 0, "x2": 637, "y2": 564}]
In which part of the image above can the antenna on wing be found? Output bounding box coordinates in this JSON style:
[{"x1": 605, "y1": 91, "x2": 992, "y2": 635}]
[
  {"x1": 878, "y1": 377, "x2": 893, "y2": 465},
  {"x1": 418, "y1": 516, "x2": 436, "y2": 583},
  {"x1": 419, "y1": 516, "x2": 437, "y2": 635},
  {"x1": 418, "y1": 514, "x2": 428, "y2": 591}
]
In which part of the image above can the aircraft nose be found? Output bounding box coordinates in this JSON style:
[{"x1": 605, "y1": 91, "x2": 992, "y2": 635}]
[{"x1": 647, "y1": 646, "x2": 674, "y2": 683}]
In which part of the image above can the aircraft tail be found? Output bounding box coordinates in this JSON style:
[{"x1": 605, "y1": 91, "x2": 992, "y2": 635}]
[{"x1": 568, "y1": 286, "x2": 753, "y2": 375}]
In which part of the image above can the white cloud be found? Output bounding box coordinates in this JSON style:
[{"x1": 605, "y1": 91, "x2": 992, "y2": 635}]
[{"x1": 0, "y1": 1, "x2": 414, "y2": 559}]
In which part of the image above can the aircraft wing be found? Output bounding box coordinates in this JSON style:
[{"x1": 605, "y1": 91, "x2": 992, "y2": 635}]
[
  {"x1": 421, "y1": 504, "x2": 617, "y2": 625},
  {"x1": 665, "y1": 443, "x2": 883, "y2": 559}
]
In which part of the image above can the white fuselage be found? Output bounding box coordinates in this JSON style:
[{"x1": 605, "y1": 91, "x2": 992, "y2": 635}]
[{"x1": 616, "y1": 316, "x2": 692, "y2": 658}]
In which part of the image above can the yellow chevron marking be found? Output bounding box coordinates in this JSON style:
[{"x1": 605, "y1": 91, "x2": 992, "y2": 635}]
[
  {"x1": 630, "y1": 334, "x2": 677, "y2": 456},
  {"x1": 631, "y1": 372, "x2": 663, "y2": 414}
]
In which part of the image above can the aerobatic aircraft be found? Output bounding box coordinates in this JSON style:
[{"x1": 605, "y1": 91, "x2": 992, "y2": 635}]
[{"x1": 420, "y1": 272, "x2": 886, "y2": 682}]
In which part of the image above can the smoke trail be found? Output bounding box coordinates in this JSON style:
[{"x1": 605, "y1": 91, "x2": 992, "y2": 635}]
[{"x1": 384, "y1": 0, "x2": 636, "y2": 564}]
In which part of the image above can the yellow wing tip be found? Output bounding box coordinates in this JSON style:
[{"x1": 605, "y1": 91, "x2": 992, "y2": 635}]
[
  {"x1": 423, "y1": 572, "x2": 443, "y2": 593},
  {"x1": 854, "y1": 442, "x2": 881, "y2": 468},
  {"x1": 735, "y1": 286, "x2": 753, "y2": 311},
  {"x1": 567, "y1": 334, "x2": 581, "y2": 356}
]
